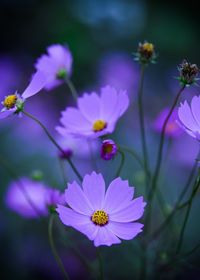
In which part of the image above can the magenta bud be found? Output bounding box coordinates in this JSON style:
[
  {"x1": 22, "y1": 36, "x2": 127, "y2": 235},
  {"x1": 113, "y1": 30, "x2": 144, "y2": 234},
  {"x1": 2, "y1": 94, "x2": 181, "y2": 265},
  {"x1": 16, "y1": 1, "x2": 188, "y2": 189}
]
[
  {"x1": 101, "y1": 139, "x2": 117, "y2": 160},
  {"x1": 59, "y1": 149, "x2": 73, "y2": 160}
]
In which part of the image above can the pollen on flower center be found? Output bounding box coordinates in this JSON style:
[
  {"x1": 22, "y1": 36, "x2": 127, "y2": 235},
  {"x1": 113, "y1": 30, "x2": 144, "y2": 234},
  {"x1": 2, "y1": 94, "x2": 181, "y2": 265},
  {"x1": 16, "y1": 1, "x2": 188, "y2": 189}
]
[
  {"x1": 91, "y1": 210, "x2": 109, "y2": 226},
  {"x1": 3, "y1": 95, "x2": 17, "y2": 109},
  {"x1": 93, "y1": 120, "x2": 107, "y2": 132},
  {"x1": 143, "y1": 42, "x2": 154, "y2": 53}
]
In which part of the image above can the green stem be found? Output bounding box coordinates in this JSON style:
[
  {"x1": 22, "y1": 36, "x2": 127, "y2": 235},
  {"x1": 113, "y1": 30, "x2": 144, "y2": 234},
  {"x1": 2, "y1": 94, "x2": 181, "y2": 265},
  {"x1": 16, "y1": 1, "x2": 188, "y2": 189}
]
[
  {"x1": 116, "y1": 150, "x2": 125, "y2": 177},
  {"x1": 137, "y1": 65, "x2": 150, "y2": 187},
  {"x1": 48, "y1": 215, "x2": 70, "y2": 280},
  {"x1": 64, "y1": 76, "x2": 78, "y2": 101},
  {"x1": 176, "y1": 174, "x2": 200, "y2": 254},
  {"x1": 96, "y1": 248, "x2": 104, "y2": 280},
  {"x1": 23, "y1": 110, "x2": 82, "y2": 182},
  {"x1": 145, "y1": 85, "x2": 186, "y2": 232},
  {"x1": 118, "y1": 145, "x2": 144, "y2": 170},
  {"x1": 149, "y1": 159, "x2": 198, "y2": 242}
]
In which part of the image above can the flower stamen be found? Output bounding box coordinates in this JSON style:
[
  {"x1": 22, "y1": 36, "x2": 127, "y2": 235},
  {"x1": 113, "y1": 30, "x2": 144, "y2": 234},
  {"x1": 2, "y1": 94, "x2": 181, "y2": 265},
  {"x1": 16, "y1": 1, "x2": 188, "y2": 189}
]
[
  {"x1": 91, "y1": 210, "x2": 109, "y2": 226},
  {"x1": 93, "y1": 120, "x2": 107, "y2": 132},
  {"x1": 3, "y1": 95, "x2": 17, "y2": 109}
]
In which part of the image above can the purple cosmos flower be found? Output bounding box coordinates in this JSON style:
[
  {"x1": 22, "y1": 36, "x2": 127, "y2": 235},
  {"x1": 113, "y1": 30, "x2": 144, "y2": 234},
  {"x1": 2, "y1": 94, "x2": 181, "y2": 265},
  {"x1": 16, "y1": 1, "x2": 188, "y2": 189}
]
[
  {"x1": 5, "y1": 177, "x2": 64, "y2": 218},
  {"x1": 153, "y1": 107, "x2": 182, "y2": 138},
  {"x1": 101, "y1": 139, "x2": 118, "y2": 160},
  {"x1": 57, "y1": 172, "x2": 146, "y2": 247},
  {"x1": 178, "y1": 95, "x2": 200, "y2": 141},
  {"x1": 0, "y1": 70, "x2": 46, "y2": 119},
  {"x1": 56, "y1": 85, "x2": 129, "y2": 139},
  {"x1": 35, "y1": 44, "x2": 73, "y2": 90}
]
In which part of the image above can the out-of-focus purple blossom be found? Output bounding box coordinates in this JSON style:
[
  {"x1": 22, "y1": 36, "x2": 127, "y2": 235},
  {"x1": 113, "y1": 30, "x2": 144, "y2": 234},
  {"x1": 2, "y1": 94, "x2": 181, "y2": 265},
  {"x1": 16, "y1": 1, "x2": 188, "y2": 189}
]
[
  {"x1": 178, "y1": 95, "x2": 200, "y2": 141},
  {"x1": 5, "y1": 177, "x2": 64, "y2": 218},
  {"x1": 98, "y1": 53, "x2": 139, "y2": 96},
  {"x1": 57, "y1": 171, "x2": 146, "y2": 247},
  {"x1": 35, "y1": 44, "x2": 73, "y2": 91},
  {"x1": 56, "y1": 85, "x2": 129, "y2": 139},
  {"x1": 153, "y1": 107, "x2": 183, "y2": 138},
  {"x1": 101, "y1": 139, "x2": 118, "y2": 160},
  {"x1": 56, "y1": 130, "x2": 100, "y2": 159},
  {"x1": 0, "y1": 71, "x2": 46, "y2": 119}
]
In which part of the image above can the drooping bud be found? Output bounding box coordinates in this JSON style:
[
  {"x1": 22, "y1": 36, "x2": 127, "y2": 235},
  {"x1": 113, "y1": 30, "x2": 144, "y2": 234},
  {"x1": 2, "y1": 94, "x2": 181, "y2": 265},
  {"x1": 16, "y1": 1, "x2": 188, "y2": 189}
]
[
  {"x1": 100, "y1": 139, "x2": 117, "y2": 160},
  {"x1": 58, "y1": 148, "x2": 73, "y2": 160}
]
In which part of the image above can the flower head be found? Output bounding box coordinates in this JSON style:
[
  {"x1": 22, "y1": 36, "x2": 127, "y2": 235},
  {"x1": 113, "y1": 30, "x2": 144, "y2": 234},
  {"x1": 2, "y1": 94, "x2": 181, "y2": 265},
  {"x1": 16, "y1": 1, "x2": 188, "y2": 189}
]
[
  {"x1": 57, "y1": 172, "x2": 146, "y2": 247},
  {"x1": 35, "y1": 44, "x2": 73, "y2": 90},
  {"x1": 134, "y1": 41, "x2": 157, "y2": 65},
  {"x1": 101, "y1": 139, "x2": 118, "y2": 160},
  {"x1": 178, "y1": 59, "x2": 199, "y2": 86},
  {"x1": 5, "y1": 177, "x2": 64, "y2": 218},
  {"x1": 178, "y1": 95, "x2": 200, "y2": 141},
  {"x1": 0, "y1": 70, "x2": 46, "y2": 119},
  {"x1": 153, "y1": 107, "x2": 182, "y2": 138},
  {"x1": 56, "y1": 86, "x2": 129, "y2": 139}
]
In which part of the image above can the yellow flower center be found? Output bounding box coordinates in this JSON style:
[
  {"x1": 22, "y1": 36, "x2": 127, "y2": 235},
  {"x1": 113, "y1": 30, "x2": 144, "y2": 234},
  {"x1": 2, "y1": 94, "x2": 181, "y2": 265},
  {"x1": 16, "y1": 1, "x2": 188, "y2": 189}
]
[
  {"x1": 103, "y1": 144, "x2": 113, "y2": 153},
  {"x1": 143, "y1": 43, "x2": 154, "y2": 53},
  {"x1": 93, "y1": 120, "x2": 107, "y2": 132},
  {"x1": 91, "y1": 210, "x2": 109, "y2": 226},
  {"x1": 3, "y1": 95, "x2": 17, "y2": 109}
]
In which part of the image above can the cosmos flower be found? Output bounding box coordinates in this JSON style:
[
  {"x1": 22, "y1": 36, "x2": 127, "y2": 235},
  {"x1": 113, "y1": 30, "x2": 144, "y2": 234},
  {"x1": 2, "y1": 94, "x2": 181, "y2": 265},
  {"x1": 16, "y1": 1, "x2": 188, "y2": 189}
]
[
  {"x1": 56, "y1": 86, "x2": 129, "y2": 139},
  {"x1": 57, "y1": 172, "x2": 146, "y2": 247},
  {"x1": 153, "y1": 107, "x2": 182, "y2": 138},
  {"x1": 5, "y1": 177, "x2": 64, "y2": 218},
  {"x1": 0, "y1": 71, "x2": 46, "y2": 119},
  {"x1": 100, "y1": 139, "x2": 118, "y2": 160},
  {"x1": 35, "y1": 44, "x2": 73, "y2": 90},
  {"x1": 178, "y1": 95, "x2": 200, "y2": 141}
]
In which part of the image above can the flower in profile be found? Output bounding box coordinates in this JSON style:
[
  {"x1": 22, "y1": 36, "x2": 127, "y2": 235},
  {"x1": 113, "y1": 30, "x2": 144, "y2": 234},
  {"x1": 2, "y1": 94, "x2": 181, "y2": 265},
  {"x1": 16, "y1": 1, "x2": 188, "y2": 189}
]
[
  {"x1": 101, "y1": 139, "x2": 118, "y2": 160},
  {"x1": 0, "y1": 71, "x2": 46, "y2": 119},
  {"x1": 178, "y1": 59, "x2": 199, "y2": 86},
  {"x1": 134, "y1": 41, "x2": 157, "y2": 65},
  {"x1": 57, "y1": 172, "x2": 146, "y2": 247},
  {"x1": 5, "y1": 177, "x2": 64, "y2": 218},
  {"x1": 178, "y1": 95, "x2": 200, "y2": 141},
  {"x1": 153, "y1": 107, "x2": 182, "y2": 138},
  {"x1": 56, "y1": 85, "x2": 129, "y2": 139},
  {"x1": 35, "y1": 44, "x2": 73, "y2": 90}
]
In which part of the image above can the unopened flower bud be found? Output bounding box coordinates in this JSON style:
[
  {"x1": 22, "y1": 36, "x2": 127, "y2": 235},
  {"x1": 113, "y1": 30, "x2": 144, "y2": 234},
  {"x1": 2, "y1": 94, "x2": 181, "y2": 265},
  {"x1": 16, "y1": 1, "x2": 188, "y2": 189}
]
[
  {"x1": 100, "y1": 139, "x2": 117, "y2": 160},
  {"x1": 59, "y1": 149, "x2": 73, "y2": 160},
  {"x1": 178, "y1": 59, "x2": 199, "y2": 86}
]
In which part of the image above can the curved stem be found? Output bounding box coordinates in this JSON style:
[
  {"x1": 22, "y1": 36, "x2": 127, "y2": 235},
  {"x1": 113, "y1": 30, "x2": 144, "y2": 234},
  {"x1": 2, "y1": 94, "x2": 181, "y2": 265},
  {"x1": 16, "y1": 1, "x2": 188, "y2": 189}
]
[
  {"x1": 116, "y1": 150, "x2": 125, "y2": 177},
  {"x1": 23, "y1": 110, "x2": 82, "y2": 182},
  {"x1": 118, "y1": 145, "x2": 144, "y2": 170},
  {"x1": 96, "y1": 248, "x2": 104, "y2": 280},
  {"x1": 48, "y1": 215, "x2": 70, "y2": 280},
  {"x1": 64, "y1": 76, "x2": 78, "y2": 101},
  {"x1": 150, "y1": 157, "x2": 198, "y2": 242},
  {"x1": 137, "y1": 65, "x2": 150, "y2": 187},
  {"x1": 176, "y1": 174, "x2": 200, "y2": 254},
  {"x1": 145, "y1": 85, "x2": 186, "y2": 232}
]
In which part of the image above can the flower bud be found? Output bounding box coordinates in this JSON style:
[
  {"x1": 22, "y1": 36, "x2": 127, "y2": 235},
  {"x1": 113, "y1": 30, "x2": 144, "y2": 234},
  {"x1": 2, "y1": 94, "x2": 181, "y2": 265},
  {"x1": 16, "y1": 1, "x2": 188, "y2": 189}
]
[
  {"x1": 134, "y1": 41, "x2": 157, "y2": 65},
  {"x1": 178, "y1": 59, "x2": 199, "y2": 86},
  {"x1": 100, "y1": 139, "x2": 117, "y2": 160}
]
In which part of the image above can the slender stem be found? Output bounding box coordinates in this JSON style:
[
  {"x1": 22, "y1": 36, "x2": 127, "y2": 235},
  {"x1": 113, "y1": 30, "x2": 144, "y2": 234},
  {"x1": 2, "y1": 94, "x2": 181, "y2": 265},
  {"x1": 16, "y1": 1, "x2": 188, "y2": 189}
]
[
  {"x1": 137, "y1": 65, "x2": 150, "y2": 187},
  {"x1": 116, "y1": 150, "x2": 125, "y2": 177},
  {"x1": 23, "y1": 110, "x2": 82, "y2": 182},
  {"x1": 64, "y1": 76, "x2": 78, "y2": 101},
  {"x1": 176, "y1": 174, "x2": 200, "y2": 254},
  {"x1": 145, "y1": 85, "x2": 186, "y2": 232},
  {"x1": 183, "y1": 242, "x2": 200, "y2": 258},
  {"x1": 96, "y1": 248, "x2": 104, "y2": 280},
  {"x1": 48, "y1": 215, "x2": 70, "y2": 280},
  {"x1": 149, "y1": 159, "x2": 198, "y2": 241},
  {"x1": 118, "y1": 145, "x2": 144, "y2": 170}
]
